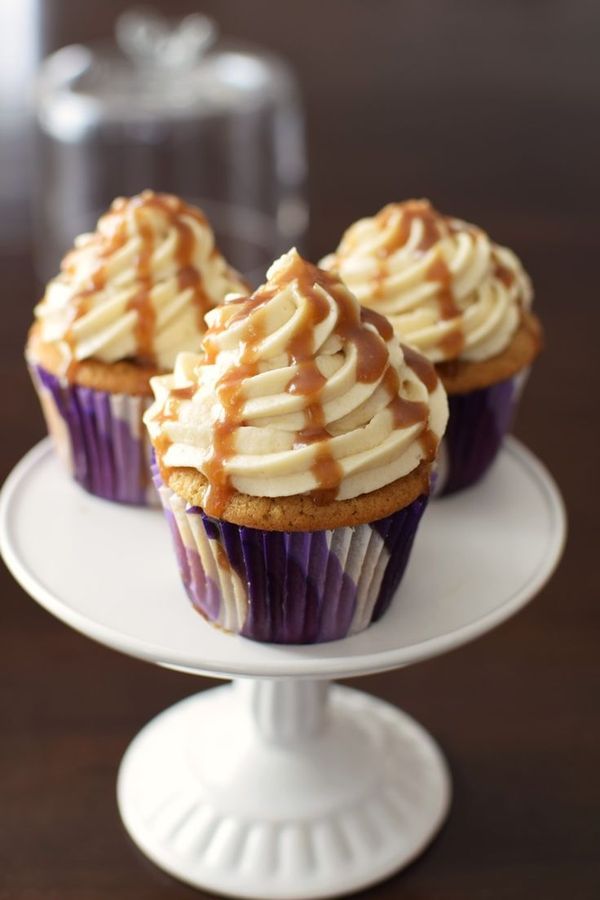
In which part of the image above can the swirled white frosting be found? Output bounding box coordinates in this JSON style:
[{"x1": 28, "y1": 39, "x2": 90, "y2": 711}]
[
  {"x1": 33, "y1": 191, "x2": 247, "y2": 371},
  {"x1": 320, "y1": 200, "x2": 533, "y2": 363},
  {"x1": 145, "y1": 249, "x2": 448, "y2": 512}
]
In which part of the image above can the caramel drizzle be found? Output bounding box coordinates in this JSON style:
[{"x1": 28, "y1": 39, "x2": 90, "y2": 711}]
[
  {"x1": 418, "y1": 426, "x2": 439, "y2": 463},
  {"x1": 385, "y1": 202, "x2": 465, "y2": 358},
  {"x1": 284, "y1": 259, "x2": 395, "y2": 504},
  {"x1": 197, "y1": 254, "x2": 436, "y2": 515},
  {"x1": 193, "y1": 300, "x2": 265, "y2": 516},
  {"x1": 367, "y1": 200, "x2": 448, "y2": 301},
  {"x1": 339, "y1": 200, "x2": 478, "y2": 358},
  {"x1": 401, "y1": 343, "x2": 438, "y2": 393},
  {"x1": 375, "y1": 200, "x2": 447, "y2": 256},
  {"x1": 126, "y1": 209, "x2": 156, "y2": 365},
  {"x1": 382, "y1": 367, "x2": 428, "y2": 429},
  {"x1": 202, "y1": 356, "x2": 261, "y2": 517},
  {"x1": 493, "y1": 258, "x2": 516, "y2": 289},
  {"x1": 146, "y1": 192, "x2": 246, "y2": 337},
  {"x1": 284, "y1": 267, "x2": 340, "y2": 502},
  {"x1": 425, "y1": 254, "x2": 465, "y2": 358},
  {"x1": 61, "y1": 190, "x2": 218, "y2": 374},
  {"x1": 63, "y1": 219, "x2": 128, "y2": 380},
  {"x1": 131, "y1": 192, "x2": 213, "y2": 357},
  {"x1": 152, "y1": 383, "x2": 199, "y2": 459}
]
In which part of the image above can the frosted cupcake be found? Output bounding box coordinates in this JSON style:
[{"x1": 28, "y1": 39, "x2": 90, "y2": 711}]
[
  {"x1": 320, "y1": 200, "x2": 542, "y2": 494},
  {"x1": 145, "y1": 249, "x2": 448, "y2": 644},
  {"x1": 26, "y1": 190, "x2": 247, "y2": 505}
]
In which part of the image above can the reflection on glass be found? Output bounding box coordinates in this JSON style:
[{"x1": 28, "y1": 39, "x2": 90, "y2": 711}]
[{"x1": 34, "y1": 9, "x2": 307, "y2": 284}]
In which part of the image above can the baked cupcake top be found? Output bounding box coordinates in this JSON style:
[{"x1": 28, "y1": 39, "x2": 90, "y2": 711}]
[
  {"x1": 320, "y1": 199, "x2": 533, "y2": 364},
  {"x1": 145, "y1": 249, "x2": 448, "y2": 519},
  {"x1": 32, "y1": 190, "x2": 247, "y2": 373}
]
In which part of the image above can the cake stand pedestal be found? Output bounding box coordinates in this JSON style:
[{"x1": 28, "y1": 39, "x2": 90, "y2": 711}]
[{"x1": 0, "y1": 438, "x2": 565, "y2": 899}]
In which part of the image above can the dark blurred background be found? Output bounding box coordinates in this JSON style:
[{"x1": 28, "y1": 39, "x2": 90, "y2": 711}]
[{"x1": 1, "y1": 2, "x2": 599, "y2": 898}]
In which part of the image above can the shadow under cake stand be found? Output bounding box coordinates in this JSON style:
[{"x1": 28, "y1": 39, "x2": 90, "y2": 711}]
[{"x1": 0, "y1": 437, "x2": 565, "y2": 899}]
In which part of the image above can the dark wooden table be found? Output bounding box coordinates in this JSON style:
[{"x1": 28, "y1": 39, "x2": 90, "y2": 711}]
[{"x1": 2, "y1": 2, "x2": 599, "y2": 897}]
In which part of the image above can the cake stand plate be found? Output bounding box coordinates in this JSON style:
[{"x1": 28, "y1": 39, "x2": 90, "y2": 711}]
[
  {"x1": 0, "y1": 437, "x2": 565, "y2": 680},
  {"x1": 0, "y1": 438, "x2": 565, "y2": 898}
]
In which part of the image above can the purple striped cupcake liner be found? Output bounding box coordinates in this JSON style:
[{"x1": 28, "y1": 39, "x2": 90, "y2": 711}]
[
  {"x1": 153, "y1": 467, "x2": 428, "y2": 644},
  {"x1": 29, "y1": 362, "x2": 158, "y2": 506},
  {"x1": 434, "y1": 368, "x2": 530, "y2": 496}
]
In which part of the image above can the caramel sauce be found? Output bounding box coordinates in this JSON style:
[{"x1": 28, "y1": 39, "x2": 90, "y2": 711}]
[
  {"x1": 281, "y1": 256, "x2": 396, "y2": 501},
  {"x1": 62, "y1": 220, "x2": 129, "y2": 380},
  {"x1": 426, "y1": 254, "x2": 465, "y2": 358},
  {"x1": 360, "y1": 306, "x2": 394, "y2": 341},
  {"x1": 198, "y1": 257, "x2": 342, "y2": 508},
  {"x1": 153, "y1": 384, "x2": 196, "y2": 429},
  {"x1": 426, "y1": 256, "x2": 456, "y2": 319},
  {"x1": 389, "y1": 396, "x2": 429, "y2": 429},
  {"x1": 130, "y1": 190, "x2": 208, "y2": 229},
  {"x1": 281, "y1": 260, "x2": 344, "y2": 501},
  {"x1": 64, "y1": 355, "x2": 80, "y2": 383},
  {"x1": 202, "y1": 361, "x2": 257, "y2": 517},
  {"x1": 151, "y1": 382, "x2": 198, "y2": 476},
  {"x1": 63, "y1": 191, "x2": 219, "y2": 374},
  {"x1": 494, "y1": 259, "x2": 516, "y2": 288},
  {"x1": 382, "y1": 367, "x2": 428, "y2": 429},
  {"x1": 141, "y1": 191, "x2": 213, "y2": 341},
  {"x1": 294, "y1": 402, "x2": 329, "y2": 448},
  {"x1": 200, "y1": 303, "x2": 267, "y2": 516},
  {"x1": 104, "y1": 216, "x2": 129, "y2": 254},
  {"x1": 126, "y1": 211, "x2": 156, "y2": 365},
  {"x1": 154, "y1": 432, "x2": 173, "y2": 457},
  {"x1": 173, "y1": 215, "x2": 212, "y2": 331},
  {"x1": 310, "y1": 442, "x2": 343, "y2": 505},
  {"x1": 330, "y1": 291, "x2": 389, "y2": 385},
  {"x1": 294, "y1": 424, "x2": 331, "y2": 447},
  {"x1": 287, "y1": 360, "x2": 326, "y2": 397},
  {"x1": 226, "y1": 286, "x2": 277, "y2": 329},
  {"x1": 63, "y1": 287, "x2": 98, "y2": 380},
  {"x1": 419, "y1": 427, "x2": 438, "y2": 462},
  {"x1": 372, "y1": 264, "x2": 388, "y2": 299},
  {"x1": 349, "y1": 202, "x2": 448, "y2": 304},
  {"x1": 170, "y1": 384, "x2": 198, "y2": 402},
  {"x1": 177, "y1": 265, "x2": 211, "y2": 331},
  {"x1": 65, "y1": 287, "x2": 96, "y2": 326},
  {"x1": 124, "y1": 191, "x2": 212, "y2": 365},
  {"x1": 401, "y1": 343, "x2": 438, "y2": 392},
  {"x1": 375, "y1": 200, "x2": 446, "y2": 256},
  {"x1": 193, "y1": 252, "x2": 439, "y2": 514},
  {"x1": 438, "y1": 329, "x2": 465, "y2": 358}
]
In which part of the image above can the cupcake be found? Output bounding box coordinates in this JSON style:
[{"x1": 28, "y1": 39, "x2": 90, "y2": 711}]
[
  {"x1": 145, "y1": 249, "x2": 448, "y2": 644},
  {"x1": 26, "y1": 190, "x2": 247, "y2": 505},
  {"x1": 320, "y1": 200, "x2": 542, "y2": 494}
]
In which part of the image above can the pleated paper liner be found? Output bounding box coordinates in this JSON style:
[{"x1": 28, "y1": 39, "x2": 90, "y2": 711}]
[
  {"x1": 29, "y1": 362, "x2": 158, "y2": 506},
  {"x1": 154, "y1": 467, "x2": 428, "y2": 645},
  {"x1": 435, "y1": 369, "x2": 529, "y2": 496}
]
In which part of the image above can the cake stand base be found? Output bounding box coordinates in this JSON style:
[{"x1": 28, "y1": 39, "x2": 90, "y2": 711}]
[
  {"x1": 2, "y1": 439, "x2": 565, "y2": 897},
  {"x1": 117, "y1": 680, "x2": 450, "y2": 899}
]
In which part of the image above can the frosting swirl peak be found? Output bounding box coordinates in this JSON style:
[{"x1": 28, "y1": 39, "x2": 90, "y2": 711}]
[
  {"x1": 320, "y1": 199, "x2": 533, "y2": 363},
  {"x1": 34, "y1": 190, "x2": 247, "y2": 371},
  {"x1": 145, "y1": 249, "x2": 448, "y2": 517}
]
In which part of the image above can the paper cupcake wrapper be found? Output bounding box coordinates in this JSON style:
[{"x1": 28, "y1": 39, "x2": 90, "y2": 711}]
[
  {"x1": 435, "y1": 368, "x2": 529, "y2": 496},
  {"x1": 153, "y1": 467, "x2": 428, "y2": 644},
  {"x1": 29, "y1": 362, "x2": 158, "y2": 506}
]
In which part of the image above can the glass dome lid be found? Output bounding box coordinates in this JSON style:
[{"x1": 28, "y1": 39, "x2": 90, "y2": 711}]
[{"x1": 37, "y1": 8, "x2": 297, "y2": 137}]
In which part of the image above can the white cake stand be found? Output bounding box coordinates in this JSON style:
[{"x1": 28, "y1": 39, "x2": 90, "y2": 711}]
[{"x1": 0, "y1": 437, "x2": 565, "y2": 899}]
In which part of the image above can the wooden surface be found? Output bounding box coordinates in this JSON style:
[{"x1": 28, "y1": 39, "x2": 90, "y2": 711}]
[{"x1": 2, "y1": 2, "x2": 599, "y2": 897}]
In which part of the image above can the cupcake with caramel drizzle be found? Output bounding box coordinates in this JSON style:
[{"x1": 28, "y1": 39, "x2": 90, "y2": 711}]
[
  {"x1": 321, "y1": 200, "x2": 542, "y2": 494},
  {"x1": 26, "y1": 190, "x2": 247, "y2": 505},
  {"x1": 145, "y1": 249, "x2": 448, "y2": 644}
]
